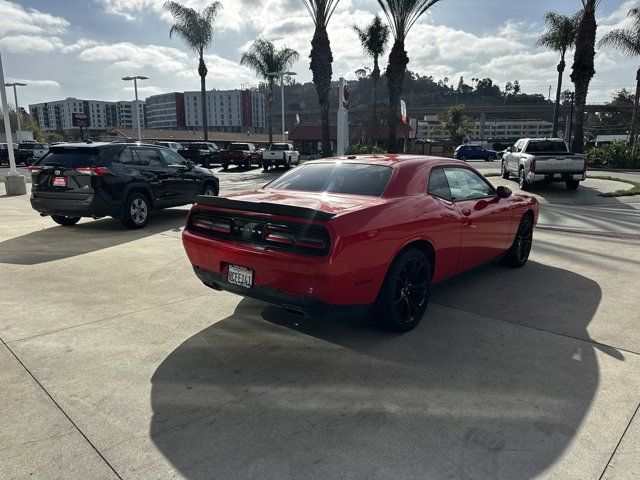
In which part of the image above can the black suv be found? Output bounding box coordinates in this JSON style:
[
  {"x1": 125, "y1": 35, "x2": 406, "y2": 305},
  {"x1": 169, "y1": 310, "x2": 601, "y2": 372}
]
[{"x1": 30, "y1": 142, "x2": 219, "y2": 229}]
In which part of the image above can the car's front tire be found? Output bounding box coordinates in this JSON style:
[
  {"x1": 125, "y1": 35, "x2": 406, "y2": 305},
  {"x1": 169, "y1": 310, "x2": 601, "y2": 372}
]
[
  {"x1": 487, "y1": 155, "x2": 496, "y2": 161},
  {"x1": 503, "y1": 214, "x2": 534, "y2": 268},
  {"x1": 202, "y1": 183, "x2": 218, "y2": 197},
  {"x1": 501, "y1": 161, "x2": 510, "y2": 179},
  {"x1": 122, "y1": 192, "x2": 150, "y2": 229},
  {"x1": 518, "y1": 168, "x2": 530, "y2": 190},
  {"x1": 375, "y1": 248, "x2": 431, "y2": 332},
  {"x1": 51, "y1": 215, "x2": 81, "y2": 226},
  {"x1": 566, "y1": 180, "x2": 580, "y2": 190},
  {"x1": 459, "y1": 155, "x2": 467, "y2": 162}
]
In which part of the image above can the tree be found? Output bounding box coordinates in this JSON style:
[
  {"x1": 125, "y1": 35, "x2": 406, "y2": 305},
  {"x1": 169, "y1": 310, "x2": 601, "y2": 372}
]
[
  {"x1": 353, "y1": 14, "x2": 390, "y2": 147},
  {"x1": 164, "y1": 1, "x2": 221, "y2": 142},
  {"x1": 240, "y1": 39, "x2": 299, "y2": 145},
  {"x1": 300, "y1": 0, "x2": 340, "y2": 157},
  {"x1": 436, "y1": 104, "x2": 470, "y2": 144},
  {"x1": 377, "y1": 0, "x2": 443, "y2": 152},
  {"x1": 599, "y1": 7, "x2": 640, "y2": 155},
  {"x1": 538, "y1": 11, "x2": 579, "y2": 137},
  {"x1": 570, "y1": 0, "x2": 601, "y2": 153}
]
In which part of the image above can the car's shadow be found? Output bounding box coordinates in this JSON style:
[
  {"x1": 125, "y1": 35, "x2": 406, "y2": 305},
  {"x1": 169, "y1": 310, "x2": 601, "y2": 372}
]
[
  {"x1": 0, "y1": 208, "x2": 189, "y2": 265},
  {"x1": 150, "y1": 261, "x2": 613, "y2": 479}
]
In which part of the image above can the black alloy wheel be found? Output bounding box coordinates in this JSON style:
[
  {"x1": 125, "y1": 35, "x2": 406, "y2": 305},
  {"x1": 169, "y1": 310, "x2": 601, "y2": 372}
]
[{"x1": 503, "y1": 215, "x2": 534, "y2": 268}]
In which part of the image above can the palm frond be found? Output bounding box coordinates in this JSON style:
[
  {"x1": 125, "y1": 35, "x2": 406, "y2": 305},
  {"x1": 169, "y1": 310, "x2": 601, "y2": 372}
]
[
  {"x1": 299, "y1": 0, "x2": 341, "y2": 28},
  {"x1": 599, "y1": 29, "x2": 640, "y2": 57},
  {"x1": 353, "y1": 15, "x2": 390, "y2": 59},
  {"x1": 376, "y1": 0, "x2": 442, "y2": 40},
  {"x1": 163, "y1": 1, "x2": 221, "y2": 54},
  {"x1": 240, "y1": 38, "x2": 300, "y2": 80},
  {"x1": 537, "y1": 11, "x2": 579, "y2": 55}
]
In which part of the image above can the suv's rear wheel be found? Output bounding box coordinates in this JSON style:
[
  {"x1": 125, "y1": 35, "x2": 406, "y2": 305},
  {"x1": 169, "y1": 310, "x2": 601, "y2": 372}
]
[
  {"x1": 375, "y1": 248, "x2": 431, "y2": 332},
  {"x1": 51, "y1": 215, "x2": 81, "y2": 226},
  {"x1": 202, "y1": 183, "x2": 218, "y2": 197},
  {"x1": 122, "y1": 192, "x2": 150, "y2": 229}
]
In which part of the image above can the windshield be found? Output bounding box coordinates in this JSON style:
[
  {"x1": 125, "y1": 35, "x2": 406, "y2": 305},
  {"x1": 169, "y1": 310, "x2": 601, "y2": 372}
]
[
  {"x1": 270, "y1": 144, "x2": 288, "y2": 151},
  {"x1": 525, "y1": 140, "x2": 568, "y2": 153},
  {"x1": 266, "y1": 162, "x2": 392, "y2": 197},
  {"x1": 230, "y1": 144, "x2": 249, "y2": 151}
]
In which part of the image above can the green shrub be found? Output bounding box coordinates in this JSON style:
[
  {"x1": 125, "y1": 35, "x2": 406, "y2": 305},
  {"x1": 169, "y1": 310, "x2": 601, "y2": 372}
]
[
  {"x1": 586, "y1": 142, "x2": 640, "y2": 168},
  {"x1": 345, "y1": 144, "x2": 387, "y2": 155}
]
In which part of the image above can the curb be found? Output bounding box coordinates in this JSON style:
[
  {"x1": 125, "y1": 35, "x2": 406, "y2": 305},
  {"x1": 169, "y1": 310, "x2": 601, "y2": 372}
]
[{"x1": 537, "y1": 225, "x2": 640, "y2": 241}]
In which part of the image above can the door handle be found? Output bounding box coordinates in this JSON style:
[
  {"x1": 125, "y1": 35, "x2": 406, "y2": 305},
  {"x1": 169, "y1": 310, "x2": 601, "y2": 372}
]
[{"x1": 461, "y1": 208, "x2": 471, "y2": 216}]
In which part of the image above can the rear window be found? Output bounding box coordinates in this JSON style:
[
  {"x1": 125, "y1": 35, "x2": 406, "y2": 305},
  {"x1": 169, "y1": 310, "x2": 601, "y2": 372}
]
[
  {"x1": 525, "y1": 140, "x2": 568, "y2": 153},
  {"x1": 189, "y1": 143, "x2": 207, "y2": 149},
  {"x1": 230, "y1": 144, "x2": 249, "y2": 151},
  {"x1": 270, "y1": 144, "x2": 288, "y2": 151},
  {"x1": 266, "y1": 162, "x2": 392, "y2": 197},
  {"x1": 35, "y1": 147, "x2": 110, "y2": 168}
]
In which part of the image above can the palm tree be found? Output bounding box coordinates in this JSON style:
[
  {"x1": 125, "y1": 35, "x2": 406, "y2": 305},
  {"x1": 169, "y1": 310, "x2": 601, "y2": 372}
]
[
  {"x1": 377, "y1": 0, "x2": 443, "y2": 152},
  {"x1": 354, "y1": 14, "x2": 390, "y2": 147},
  {"x1": 240, "y1": 39, "x2": 299, "y2": 145},
  {"x1": 570, "y1": 0, "x2": 601, "y2": 153},
  {"x1": 164, "y1": 1, "x2": 221, "y2": 142},
  {"x1": 599, "y1": 8, "x2": 640, "y2": 156},
  {"x1": 300, "y1": 0, "x2": 341, "y2": 157},
  {"x1": 538, "y1": 11, "x2": 579, "y2": 137}
]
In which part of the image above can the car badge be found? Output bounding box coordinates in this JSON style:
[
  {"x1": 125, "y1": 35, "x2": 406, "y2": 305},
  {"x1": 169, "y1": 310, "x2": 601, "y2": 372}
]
[{"x1": 54, "y1": 170, "x2": 61, "y2": 176}]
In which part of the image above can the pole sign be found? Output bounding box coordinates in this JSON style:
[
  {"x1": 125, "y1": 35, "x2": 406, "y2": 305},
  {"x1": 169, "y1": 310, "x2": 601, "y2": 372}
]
[
  {"x1": 72, "y1": 113, "x2": 90, "y2": 128},
  {"x1": 336, "y1": 78, "x2": 349, "y2": 155},
  {"x1": 400, "y1": 100, "x2": 407, "y2": 124}
]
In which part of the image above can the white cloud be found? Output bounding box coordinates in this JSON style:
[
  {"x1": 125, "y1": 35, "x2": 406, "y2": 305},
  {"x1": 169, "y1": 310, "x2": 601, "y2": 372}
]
[
  {"x1": 0, "y1": 0, "x2": 69, "y2": 36},
  {"x1": 0, "y1": 35, "x2": 65, "y2": 54},
  {"x1": 5, "y1": 78, "x2": 61, "y2": 88},
  {"x1": 78, "y1": 42, "x2": 190, "y2": 72},
  {"x1": 61, "y1": 39, "x2": 99, "y2": 53}
]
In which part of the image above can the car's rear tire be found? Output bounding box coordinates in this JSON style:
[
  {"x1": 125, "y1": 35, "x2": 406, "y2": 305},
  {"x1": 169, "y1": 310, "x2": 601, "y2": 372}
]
[
  {"x1": 501, "y1": 161, "x2": 510, "y2": 179},
  {"x1": 460, "y1": 155, "x2": 467, "y2": 161},
  {"x1": 502, "y1": 214, "x2": 534, "y2": 268},
  {"x1": 566, "y1": 180, "x2": 580, "y2": 190},
  {"x1": 518, "y1": 168, "x2": 529, "y2": 191},
  {"x1": 51, "y1": 215, "x2": 81, "y2": 226},
  {"x1": 487, "y1": 155, "x2": 496, "y2": 161},
  {"x1": 122, "y1": 192, "x2": 150, "y2": 229},
  {"x1": 202, "y1": 183, "x2": 218, "y2": 197},
  {"x1": 374, "y1": 248, "x2": 431, "y2": 332}
]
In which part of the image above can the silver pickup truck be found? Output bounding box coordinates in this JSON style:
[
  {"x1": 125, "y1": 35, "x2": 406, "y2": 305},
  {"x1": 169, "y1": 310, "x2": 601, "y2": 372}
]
[{"x1": 501, "y1": 138, "x2": 587, "y2": 191}]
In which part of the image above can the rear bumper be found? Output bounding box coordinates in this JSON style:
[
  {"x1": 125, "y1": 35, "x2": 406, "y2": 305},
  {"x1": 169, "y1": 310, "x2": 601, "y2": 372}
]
[
  {"x1": 193, "y1": 265, "x2": 371, "y2": 318},
  {"x1": 30, "y1": 192, "x2": 121, "y2": 217},
  {"x1": 527, "y1": 172, "x2": 586, "y2": 183},
  {"x1": 262, "y1": 155, "x2": 286, "y2": 166}
]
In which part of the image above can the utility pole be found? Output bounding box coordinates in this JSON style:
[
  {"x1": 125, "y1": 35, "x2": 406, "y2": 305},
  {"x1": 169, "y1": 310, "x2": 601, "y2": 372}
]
[
  {"x1": 568, "y1": 92, "x2": 575, "y2": 146},
  {"x1": 0, "y1": 50, "x2": 26, "y2": 195}
]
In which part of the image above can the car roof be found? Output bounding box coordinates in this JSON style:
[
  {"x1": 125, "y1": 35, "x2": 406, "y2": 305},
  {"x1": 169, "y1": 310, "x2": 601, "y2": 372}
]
[
  {"x1": 305, "y1": 154, "x2": 468, "y2": 168},
  {"x1": 51, "y1": 142, "x2": 160, "y2": 149}
]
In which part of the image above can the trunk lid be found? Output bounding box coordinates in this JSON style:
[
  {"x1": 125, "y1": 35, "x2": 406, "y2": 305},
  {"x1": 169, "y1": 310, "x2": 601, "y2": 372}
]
[{"x1": 530, "y1": 154, "x2": 586, "y2": 173}]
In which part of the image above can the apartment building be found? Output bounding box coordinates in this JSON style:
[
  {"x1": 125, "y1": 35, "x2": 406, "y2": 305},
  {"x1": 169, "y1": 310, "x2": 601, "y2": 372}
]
[
  {"x1": 414, "y1": 115, "x2": 553, "y2": 141},
  {"x1": 117, "y1": 100, "x2": 146, "y2": 129},
  {"x1": 183, "y1": 89, "x2": 266, "y2": 133},
  {"x1": 145, "y1": 92, "x2": 185, "y2": 129}
]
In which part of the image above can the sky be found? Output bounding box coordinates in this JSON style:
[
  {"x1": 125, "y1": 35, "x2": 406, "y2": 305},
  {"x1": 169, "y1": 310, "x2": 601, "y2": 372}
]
[{"x1": 1, "y1": 0, "x2": 638, "y2": 109}]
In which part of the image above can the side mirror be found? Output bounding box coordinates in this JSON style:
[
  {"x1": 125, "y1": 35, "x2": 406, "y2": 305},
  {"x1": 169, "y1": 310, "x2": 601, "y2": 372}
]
[
  {"x1": 506, "y1": 147, "x2": 513, "y2": 153},
  {"x1": 186, "y1": 160, "x2": 195, "y2": 169},
  {"x1": 496, "y1": 186, "x2": 512, "y2": 199}
]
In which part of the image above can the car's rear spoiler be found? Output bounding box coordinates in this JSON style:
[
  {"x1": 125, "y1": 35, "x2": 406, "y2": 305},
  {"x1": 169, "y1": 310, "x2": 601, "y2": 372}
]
[{"x1": 194, "y1": 196, "x2": 337, "y2": 221}]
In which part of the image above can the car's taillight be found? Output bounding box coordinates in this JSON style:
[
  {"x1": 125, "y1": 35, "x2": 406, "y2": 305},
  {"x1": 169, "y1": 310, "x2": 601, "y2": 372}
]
[
  {"x1": 192, "y1": 215, "x2": 231, "y2": 234},
  {"x1": 263, "y1": 224, "x2": 327, "y2": 250},
  {"x1": 75, "y1": 167, "x2": 113, "y2": 176},
  {"x1": 583, "y1": 159, "x2": 588, "y2": 172},
  {"x1": 27, "y1": 166, "x2": 43, "y2": 173},
  {"x1": 530, "y1": 159, "x2": 536, "y2": 173}
]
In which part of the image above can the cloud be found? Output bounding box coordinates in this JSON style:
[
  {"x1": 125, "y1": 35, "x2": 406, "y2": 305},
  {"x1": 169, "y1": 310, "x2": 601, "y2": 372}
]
[
  {"x1": 0, "y1": 35, "x2": 65, "y2": 54},
  {"x1": 61, "y1": 39, "x2": 99, "y2": 53},
  {"x1": 0, "y1": 0, "x2": 69, "y2": 36},
  {"x1": 78, "y1": 42, "x2": 190, "y2": 72},
  {"x1": 5, "y1": 78, "x2": 61, "y2": 88}
]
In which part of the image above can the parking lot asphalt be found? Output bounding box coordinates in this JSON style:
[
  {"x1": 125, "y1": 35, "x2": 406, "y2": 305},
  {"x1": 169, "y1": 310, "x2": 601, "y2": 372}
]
[{"x1": 1, "y1": 170, "x2": 640, "y2": 480}]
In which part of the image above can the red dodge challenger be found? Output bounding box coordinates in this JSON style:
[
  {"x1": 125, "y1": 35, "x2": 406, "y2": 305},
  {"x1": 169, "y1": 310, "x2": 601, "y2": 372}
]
[{"x1": 182, "y1": 155, "x2": 538, "y2": 331}]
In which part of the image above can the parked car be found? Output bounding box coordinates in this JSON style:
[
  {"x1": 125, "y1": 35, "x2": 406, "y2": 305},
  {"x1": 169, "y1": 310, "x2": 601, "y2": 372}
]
[
  {"x1": 0, "y1": 143, "x2": 19, "y2": 166},
  {"x1": 29, "y1": 142, "x2": 219, "y2": 229},
  {"x1": 157, "y1": 141, "x2": 184, "y2": 153},
  {"x1": 220, "y1": 143, "x2": 262, "y2": 170},
  {"x1": 501, "y1": 138, "x2": 587, "y2": 190},
  {"x1": 261, "y1": 143, "x2": 300, "y2": 170},
  {"x1": 182, "y1": 155, "x2": 538, "y2": 331},
  {"x1": 177, "y1": 142, "x2": 220, "y2": 168},
  {"x1": 17, "y1": 141, "x2": 49, "y2": 165},
  {"x1": 453, "y1": 144, "x2": 498, "y2": 161}
]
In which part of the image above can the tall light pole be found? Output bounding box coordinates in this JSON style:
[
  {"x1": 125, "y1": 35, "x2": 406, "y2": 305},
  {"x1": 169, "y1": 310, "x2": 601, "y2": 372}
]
[
  {"x1": 4, "y1": 82, "x2": 26, "y2": 143},
  {"x1": 0, "y1": 50, "x2": 26, "y2": 195},
  {"x1": 122, "y1": 75, "x2": 148, "y2": 142},
  {"x1": 268, "y1": 70, "x2": 296, "y2": 142}
]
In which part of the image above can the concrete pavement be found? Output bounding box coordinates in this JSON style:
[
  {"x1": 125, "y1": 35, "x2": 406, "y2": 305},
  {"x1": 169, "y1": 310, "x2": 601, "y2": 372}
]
[{"x1": 1, "y1": 171, "x2": 640, "y2": 480}]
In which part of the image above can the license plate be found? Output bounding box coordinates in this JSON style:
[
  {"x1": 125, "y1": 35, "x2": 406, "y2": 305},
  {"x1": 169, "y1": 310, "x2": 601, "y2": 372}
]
[
  {"x1": 553, "y1": 173, "x2": 562, "y2": 179},
  {"x1": 227, "y1": 264, "x2": 253, "y2": 289},
  {"x1": 52, "y1": 177, "x2": 67, "y2": 187}
]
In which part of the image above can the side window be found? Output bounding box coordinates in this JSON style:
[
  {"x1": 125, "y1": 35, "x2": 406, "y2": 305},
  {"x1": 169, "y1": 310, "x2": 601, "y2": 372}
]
[
  {"x1": 119, "y1": 147, "x2": 138, "y2": 165},
  {"x1": 443, "y1": 168, "x2": 495, "y2": 201},
  {"x1": 134, "y1": 148, "x2": 163, "y2": 167},
  {"x1": 427, "y1": 167, "x2": 452, "y2": 201},
  {"x1": 160, "y1": 148, "x2": 186, "y2": 166}
]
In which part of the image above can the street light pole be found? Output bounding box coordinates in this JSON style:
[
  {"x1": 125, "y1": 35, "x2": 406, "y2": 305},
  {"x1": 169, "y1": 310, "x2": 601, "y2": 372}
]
[
  {"x1": 122, "y1": 75, "x2": 148, "y2": 142},
  {"x1": 0, "y1": 50, "x2": 26, "y2": 195},
  {"x1": 268, "y1": 70, "x2": 296, "y2": 143},
  {"x1": 5, "y1": 82, "x2": 26, "y2": 143}
]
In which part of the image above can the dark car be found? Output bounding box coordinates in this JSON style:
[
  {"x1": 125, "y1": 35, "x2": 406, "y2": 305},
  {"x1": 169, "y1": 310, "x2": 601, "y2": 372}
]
[
  {"x1": 17, "y1": 141, "x2": 49, "y2": 165},
  {"x1": 29, "y1": 142, "x2": 219, "y2": 229},
  {"x1": 453, "y1": 144, "x2": 498, "y2": 162},
  {"x1": 0, "y1": 143, "x2": 19, "y2": 166},
  {"x1": 177, "y1": 142, "x2": 220, "y2": 168},
  {"x1": 220, "y1": 143, "x2": 262, "y2": 170}
]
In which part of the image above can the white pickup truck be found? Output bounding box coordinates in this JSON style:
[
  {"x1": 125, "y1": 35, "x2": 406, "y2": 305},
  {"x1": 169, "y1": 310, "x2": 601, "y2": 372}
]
[
  {"x1": 501, "y1": 138, "x2": 587, "y2": 191},
  {"x1": 261, "y1": 143, "x2": 300, "y2": 170}
]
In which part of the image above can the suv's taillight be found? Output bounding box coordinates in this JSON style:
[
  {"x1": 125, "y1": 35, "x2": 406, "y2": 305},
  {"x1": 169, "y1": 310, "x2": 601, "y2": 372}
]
[
  {"x1": 75, "y1": 167, "x2": 113, "y2": 176},
  {"x1": 530, "y1": 159, "x2": 536, "y2": 173}
]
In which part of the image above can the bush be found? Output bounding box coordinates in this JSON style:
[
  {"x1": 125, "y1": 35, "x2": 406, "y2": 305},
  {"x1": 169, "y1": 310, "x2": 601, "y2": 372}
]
[
  {"x1": 587, "y1": 142, "x2": 640, "y2": 168},
  {"x1": 345, "y1": 144, "x2": 387, "y2": 155}
]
